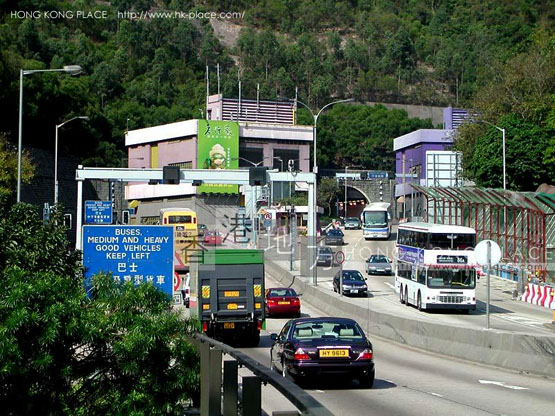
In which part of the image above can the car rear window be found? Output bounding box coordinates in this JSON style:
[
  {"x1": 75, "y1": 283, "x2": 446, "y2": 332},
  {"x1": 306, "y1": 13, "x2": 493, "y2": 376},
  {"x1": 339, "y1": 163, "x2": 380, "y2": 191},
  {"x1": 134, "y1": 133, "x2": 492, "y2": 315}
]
[
  {"x1": 370, "y1": 256, "x2": 388, "y2": 263},
  {"x1": 292, "y1": 321, "x2": 364, "y2": 340},
  {"x1": 268, "y1": 288, "x2": 297, "y2": 297}
]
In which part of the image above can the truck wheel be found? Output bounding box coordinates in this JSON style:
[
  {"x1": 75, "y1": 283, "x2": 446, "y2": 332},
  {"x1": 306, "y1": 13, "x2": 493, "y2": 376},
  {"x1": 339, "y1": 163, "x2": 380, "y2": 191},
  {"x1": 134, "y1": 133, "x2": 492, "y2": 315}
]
[{"x1": 251, "y1": 331, "x2": 260, "y2": 347}]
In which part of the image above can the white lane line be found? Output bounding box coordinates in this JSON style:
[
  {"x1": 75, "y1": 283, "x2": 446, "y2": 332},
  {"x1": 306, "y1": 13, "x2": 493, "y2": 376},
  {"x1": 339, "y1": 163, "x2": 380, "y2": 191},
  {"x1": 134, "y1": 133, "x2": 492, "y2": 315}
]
[
  {"x1": 428, "y1": 392, "x2": 443, "y2": 398},
  {"x1": 384, "y1": 282, "x2": 396, "y2": 290},
  {"x1": 478, "y1": 380, "x2": 529, "y2": 390}
]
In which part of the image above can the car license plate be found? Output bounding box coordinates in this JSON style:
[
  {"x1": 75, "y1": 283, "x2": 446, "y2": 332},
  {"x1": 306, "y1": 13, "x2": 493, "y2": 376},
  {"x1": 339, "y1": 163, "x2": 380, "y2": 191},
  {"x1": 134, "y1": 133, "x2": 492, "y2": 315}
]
[
  {"x1": 223, "y1": 322, "x2": 235, "y2": 329},
  {"x1": 278, "y1": 301, "x2": 290, "y2": 305},
  {"x1": 227, "y1": 303, "x2": 238, "y2": 310},
  {"x1": 350, "y1": 290, "x2": 358, "y2": 293},
  {"x1": 224, "y1": 291, "x2": 239, "y2": 297},
  {"x1": 319, "y1": 349, "x2": 349, "y2": 358}
]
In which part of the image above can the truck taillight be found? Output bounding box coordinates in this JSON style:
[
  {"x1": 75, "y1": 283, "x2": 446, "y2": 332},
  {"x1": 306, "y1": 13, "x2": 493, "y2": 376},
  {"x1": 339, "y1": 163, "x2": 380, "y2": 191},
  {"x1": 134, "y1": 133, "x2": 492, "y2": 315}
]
[
  {"x1": 293, "y1": 348, "x2": 310, "y2": 360},
  {"x1": 257, "y1": 321, "x2": 262, "y2": 330},
  {"x1": 202, "y1": 322, "x2": 208, "y2": 332}
]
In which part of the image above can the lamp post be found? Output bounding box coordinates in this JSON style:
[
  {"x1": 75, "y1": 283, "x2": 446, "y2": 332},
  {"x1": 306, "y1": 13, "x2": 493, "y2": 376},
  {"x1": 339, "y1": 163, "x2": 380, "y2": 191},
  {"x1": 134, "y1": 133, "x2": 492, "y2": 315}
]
[
  {"x1": 17, "y1": 65, "x2": 83, "y2": 202},
  {"x1": 293, "y1": 97, "x2": 353, "y2": 285},
  {"x1": 54, "y1": 116, "x2": 88, "y2": 204},
  {"x1": 477, "y1": 120, "x2": 506, "y2": 190}
]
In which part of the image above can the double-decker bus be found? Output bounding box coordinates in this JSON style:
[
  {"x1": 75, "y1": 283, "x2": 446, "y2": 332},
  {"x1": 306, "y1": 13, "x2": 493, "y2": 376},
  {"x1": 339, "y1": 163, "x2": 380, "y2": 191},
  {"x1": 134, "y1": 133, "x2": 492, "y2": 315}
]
[
  {"x1": 160, "y1": 208, "x2": 198, "y2": 306},
  {"x1": 361, "y1": 202, "x2": 391, "y2": 239},
  {"x1": 395, "y1": 222, "x2": 477, "y2": 312}
]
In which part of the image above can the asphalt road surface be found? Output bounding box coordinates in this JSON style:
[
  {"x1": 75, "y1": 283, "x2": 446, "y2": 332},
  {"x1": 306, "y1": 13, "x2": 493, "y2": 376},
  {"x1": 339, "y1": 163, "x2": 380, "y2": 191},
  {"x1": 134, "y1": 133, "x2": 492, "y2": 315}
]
[{"x1": 239, "y1": 274, "x2": 555, "y2": 416}]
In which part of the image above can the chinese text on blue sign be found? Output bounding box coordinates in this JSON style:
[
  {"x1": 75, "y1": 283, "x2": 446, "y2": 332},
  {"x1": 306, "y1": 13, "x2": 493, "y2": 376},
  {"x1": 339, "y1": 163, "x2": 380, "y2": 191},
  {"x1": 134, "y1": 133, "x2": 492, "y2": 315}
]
[
  {"x1": 85, "y1": 200, "x2": 113, "y2": 224},
  {"x1": 83, "y1": 226, "x2": 174, "y2": 296}
]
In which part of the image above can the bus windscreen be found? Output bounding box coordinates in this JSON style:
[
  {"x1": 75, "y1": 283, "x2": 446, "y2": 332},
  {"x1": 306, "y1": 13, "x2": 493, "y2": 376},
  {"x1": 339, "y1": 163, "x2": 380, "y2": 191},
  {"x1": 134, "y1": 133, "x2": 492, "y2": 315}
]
[
  {"x1": 363, "y1": 211, "x2": 387, "y2": 227},
  {"x1": 427, "y1": 268, "x2": 476, "y2": 289},
  {"x1": 168, "y1": 215, "x2": 192, "y2": 224},
  {"x1": 428, "y1": 233, "x2": 475, "y2": 250}
]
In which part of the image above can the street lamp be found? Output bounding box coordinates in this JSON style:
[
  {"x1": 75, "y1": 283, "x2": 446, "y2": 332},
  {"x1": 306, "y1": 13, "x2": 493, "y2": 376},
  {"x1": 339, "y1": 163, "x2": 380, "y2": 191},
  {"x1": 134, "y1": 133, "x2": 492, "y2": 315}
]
[
  {"x1": 476, "y1": 120, "x2": 506, "y2": 190},
  {"x1": 233, "y1": 156, "x2": 264, "y2": 167},
  {"x1": 292, "y1": 97, "x2": 354, "y2": 285},
  {"x1": 17, "y1": 65, "x2": 83, "y2": 202},
  {"x1": 54, "y1": 116, "x2": 89, "y2": 204}
]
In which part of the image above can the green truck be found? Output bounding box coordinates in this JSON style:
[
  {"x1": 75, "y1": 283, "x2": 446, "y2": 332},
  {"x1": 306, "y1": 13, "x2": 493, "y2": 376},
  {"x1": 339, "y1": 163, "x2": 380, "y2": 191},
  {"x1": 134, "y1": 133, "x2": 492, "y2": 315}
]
[{"x1": 198, "y1": 249, "x2": 265, "y2": 346}]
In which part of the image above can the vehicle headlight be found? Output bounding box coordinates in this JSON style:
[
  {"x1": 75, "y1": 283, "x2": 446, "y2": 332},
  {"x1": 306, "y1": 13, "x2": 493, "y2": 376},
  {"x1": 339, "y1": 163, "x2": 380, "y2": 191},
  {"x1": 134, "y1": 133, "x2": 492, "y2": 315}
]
[{"x1": 362, "y1": 285, "x2": 367, "y2": 289}]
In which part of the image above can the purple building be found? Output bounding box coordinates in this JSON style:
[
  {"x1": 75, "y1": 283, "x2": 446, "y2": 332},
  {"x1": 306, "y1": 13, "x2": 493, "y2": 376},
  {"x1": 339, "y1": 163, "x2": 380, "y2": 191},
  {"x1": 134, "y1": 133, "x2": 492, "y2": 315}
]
[{"x1": 394, "y1": 107, "x2": 469, "y2": 220}]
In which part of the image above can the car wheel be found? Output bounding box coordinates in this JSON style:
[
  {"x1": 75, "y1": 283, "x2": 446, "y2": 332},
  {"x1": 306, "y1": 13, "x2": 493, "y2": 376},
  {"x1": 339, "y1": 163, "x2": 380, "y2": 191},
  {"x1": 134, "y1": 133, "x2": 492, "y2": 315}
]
[
  {"x1": 417, "y1": 292, "x2": 423, "y2": 311},
  {"x1": 270, "y1": 356, "x2": 276, "y2": 372},
  {"x1": 281, "y1": 360, "x2": 287, "y2": 378},
  {"x1": 359, "y1": 370, "x2": 375, "y2": 388},
  {"x1": 399, "y1": 285, "x2": 405, "y2": 304}
]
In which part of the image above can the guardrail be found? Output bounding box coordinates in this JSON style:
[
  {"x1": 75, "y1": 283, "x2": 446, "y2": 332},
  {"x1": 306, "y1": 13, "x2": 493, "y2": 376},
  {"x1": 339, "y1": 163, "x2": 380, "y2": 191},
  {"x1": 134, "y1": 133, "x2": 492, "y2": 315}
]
[{"x1": 194, "y1": 333, "x2": 333, "y2": 416}]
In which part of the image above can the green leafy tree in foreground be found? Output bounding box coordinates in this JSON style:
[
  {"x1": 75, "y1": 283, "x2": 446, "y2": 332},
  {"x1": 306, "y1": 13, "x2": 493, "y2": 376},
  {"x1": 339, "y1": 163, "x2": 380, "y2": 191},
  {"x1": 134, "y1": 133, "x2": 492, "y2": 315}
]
[
  {"x1": 0, "y1": 202, "x2": 200, "y2": 415},
  {"x1": 0, "y1": 133, "x2": 35, "y2": 202}
]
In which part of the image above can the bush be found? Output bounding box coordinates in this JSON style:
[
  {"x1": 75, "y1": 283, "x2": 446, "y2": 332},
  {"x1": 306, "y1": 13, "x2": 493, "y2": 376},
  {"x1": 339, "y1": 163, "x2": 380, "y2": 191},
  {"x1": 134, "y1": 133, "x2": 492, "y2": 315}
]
[{"x1": 0, "y1": 202, "x2": 200, "y2": 415}]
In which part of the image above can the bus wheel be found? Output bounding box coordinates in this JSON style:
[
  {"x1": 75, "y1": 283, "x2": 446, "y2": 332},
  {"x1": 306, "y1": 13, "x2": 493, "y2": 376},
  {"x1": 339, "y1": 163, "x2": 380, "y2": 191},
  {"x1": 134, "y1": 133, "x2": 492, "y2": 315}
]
[
  {"x1": 399, "y1": 286, "x2": 405, "y2": 304},
  {"x1": 417, "y1": 292, "x2": 423, "y2": 311},
  {"x1": 405, "y1": 288, "x2": 410, "y2": 306}
]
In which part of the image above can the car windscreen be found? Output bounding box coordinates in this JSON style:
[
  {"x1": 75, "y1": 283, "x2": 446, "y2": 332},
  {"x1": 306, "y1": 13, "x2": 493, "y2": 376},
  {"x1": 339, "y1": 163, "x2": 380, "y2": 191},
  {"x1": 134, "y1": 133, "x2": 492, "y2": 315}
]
[
  {"x1": 318, "y1": 247, "x2": 332, "y2": 254},
  {"x1": 369, "y1": 256, "x2": 388, "y2": 263},
  {"x1": 328, "y1": 230, "x2": 343, "y2": 236},
  {"x1": 292, "y1": 321, "x2": 364, "y2": 340},
  {"x1": 342, "y1": 271, "x2": 364, "y2": 281},
  {"x1": 268, "y1": 288, "x2": 297, "y2": 297}
]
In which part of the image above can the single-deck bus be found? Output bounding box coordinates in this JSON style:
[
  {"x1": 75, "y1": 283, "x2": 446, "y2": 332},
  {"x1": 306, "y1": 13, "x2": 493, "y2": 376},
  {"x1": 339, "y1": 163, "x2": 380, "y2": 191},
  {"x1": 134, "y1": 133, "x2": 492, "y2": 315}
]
[
  {"x1": 395, "y1": 222, "x2": 477, "y2": 312},
  {"x1": 160, "y1": 208, "x2": 198, "y2": 306},
  {"x1": 361, "y1": 202, "x2": 391, "y2": 239}
]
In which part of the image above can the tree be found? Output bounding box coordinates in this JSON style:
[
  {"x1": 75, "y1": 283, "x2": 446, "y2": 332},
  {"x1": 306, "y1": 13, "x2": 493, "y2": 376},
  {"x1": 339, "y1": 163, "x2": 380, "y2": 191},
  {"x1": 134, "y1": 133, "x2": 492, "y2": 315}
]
[
  {"x1": 0, "y1": 133, "x2": 34, "y2": 202},
  {"x1": 0, "y1": 202, "x2": 200, "y2": 415},
  {"x1": 317, "y1": 177, "x2": 341, "y2": 216}
]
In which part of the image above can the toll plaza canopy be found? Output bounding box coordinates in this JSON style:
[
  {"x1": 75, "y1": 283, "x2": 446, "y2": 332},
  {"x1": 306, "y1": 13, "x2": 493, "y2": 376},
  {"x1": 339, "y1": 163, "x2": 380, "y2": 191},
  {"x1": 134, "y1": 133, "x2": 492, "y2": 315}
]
[{"x1": 411, "y1": 185, "x2": 555, "y2": 283}]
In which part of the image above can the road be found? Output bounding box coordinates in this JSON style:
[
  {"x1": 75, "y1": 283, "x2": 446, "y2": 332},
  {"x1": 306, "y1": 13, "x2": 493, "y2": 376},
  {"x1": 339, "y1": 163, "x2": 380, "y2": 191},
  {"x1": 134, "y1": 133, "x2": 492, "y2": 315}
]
[
  {"x1": 260, "y1": 226, "x2": 555, "y2": 334},
  {"x1": 239, "y1": 274, "x2": 555, "y2": 416}
]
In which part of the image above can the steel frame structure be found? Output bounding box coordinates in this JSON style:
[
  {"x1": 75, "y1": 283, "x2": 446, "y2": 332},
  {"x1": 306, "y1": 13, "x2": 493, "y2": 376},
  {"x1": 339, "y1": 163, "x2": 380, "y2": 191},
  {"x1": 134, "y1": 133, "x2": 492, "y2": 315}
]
[
  {"x1": 74, "y1": 166, "x2": 319, "y2": 283},
  {"x1": 412, "y1": 185, "x2": 555, "y2": 282}
]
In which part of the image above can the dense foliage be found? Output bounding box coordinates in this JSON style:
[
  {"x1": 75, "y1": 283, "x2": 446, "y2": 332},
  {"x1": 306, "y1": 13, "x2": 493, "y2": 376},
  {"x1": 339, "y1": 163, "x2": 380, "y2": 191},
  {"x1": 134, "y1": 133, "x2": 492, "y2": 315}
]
[
  {"x1": 0, "y1": 0, "x2": 552, "y2": 173},
  {"x1": 0, "y1": 202, "x2": 200, "y2": 415},
  {"x1": 453, "y1": 30, "x2": 554, "y2": 190}
]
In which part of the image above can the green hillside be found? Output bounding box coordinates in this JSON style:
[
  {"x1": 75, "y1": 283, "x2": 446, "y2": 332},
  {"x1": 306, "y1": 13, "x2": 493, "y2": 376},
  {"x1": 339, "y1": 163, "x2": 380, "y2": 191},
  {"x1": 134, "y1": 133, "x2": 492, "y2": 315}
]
[{"x1": 0, "y1": 0, "x2": 552, "y2": 182}]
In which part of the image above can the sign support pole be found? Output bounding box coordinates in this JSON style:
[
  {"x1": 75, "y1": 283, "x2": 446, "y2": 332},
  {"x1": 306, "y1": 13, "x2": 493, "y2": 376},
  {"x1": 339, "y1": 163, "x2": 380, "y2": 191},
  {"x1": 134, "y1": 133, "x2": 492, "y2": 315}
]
[{"x1": 487, "y1": 241, "x2": 491, "y2": 329}]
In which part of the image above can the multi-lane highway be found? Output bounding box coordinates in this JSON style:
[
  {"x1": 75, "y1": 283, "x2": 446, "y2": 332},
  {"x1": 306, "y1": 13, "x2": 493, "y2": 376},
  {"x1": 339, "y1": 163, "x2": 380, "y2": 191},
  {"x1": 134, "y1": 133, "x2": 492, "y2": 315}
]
[
  {"x1": 240, "y1": 274, "x2": 555, "y2": 416},
  {"x1": 233, "y1": 226, "x2": 555, "y2": 415}
]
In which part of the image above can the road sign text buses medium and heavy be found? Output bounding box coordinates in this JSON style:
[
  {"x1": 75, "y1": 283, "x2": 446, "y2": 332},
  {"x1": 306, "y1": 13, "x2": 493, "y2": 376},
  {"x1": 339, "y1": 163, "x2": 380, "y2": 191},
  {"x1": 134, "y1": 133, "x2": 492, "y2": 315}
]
[{"x1": 83, "y1": 226, "x2": 174, "y2": 296}]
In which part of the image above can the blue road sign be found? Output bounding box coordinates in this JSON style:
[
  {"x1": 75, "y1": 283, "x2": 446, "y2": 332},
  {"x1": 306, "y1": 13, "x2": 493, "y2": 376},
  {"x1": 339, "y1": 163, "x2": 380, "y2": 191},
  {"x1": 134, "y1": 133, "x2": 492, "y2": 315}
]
[
  {"x1": 83, "y1": 225, "x2": 174, "y2": 297},
  {"x1": 85, "y1": 200, "x2": 113, "y2": 224}
]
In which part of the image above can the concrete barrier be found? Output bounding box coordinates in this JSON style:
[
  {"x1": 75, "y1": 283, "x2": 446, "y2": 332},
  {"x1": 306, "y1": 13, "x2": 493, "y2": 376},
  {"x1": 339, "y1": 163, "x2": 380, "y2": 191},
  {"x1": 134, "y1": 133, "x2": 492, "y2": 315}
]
[{"x1": 266, "y1": 261, "x2": 555, "y2": 378}]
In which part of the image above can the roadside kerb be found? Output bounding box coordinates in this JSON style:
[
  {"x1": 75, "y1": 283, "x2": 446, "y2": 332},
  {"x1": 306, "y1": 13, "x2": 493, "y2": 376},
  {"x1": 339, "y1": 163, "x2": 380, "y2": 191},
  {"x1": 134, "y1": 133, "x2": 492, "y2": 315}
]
[{"x1": 266, "y1": 260, "x2": 555, "y2": 378}]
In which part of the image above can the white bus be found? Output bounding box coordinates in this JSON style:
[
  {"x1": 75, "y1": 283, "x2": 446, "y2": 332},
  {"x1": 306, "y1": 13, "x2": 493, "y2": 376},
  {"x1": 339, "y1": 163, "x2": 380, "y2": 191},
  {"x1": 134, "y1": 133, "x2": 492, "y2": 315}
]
[
  {"x1": 361, "y1": 202, "x2": 391, "y2": 239},
  {"x1": 395, "y1": 222, "x2": 477, "y2": 312}
]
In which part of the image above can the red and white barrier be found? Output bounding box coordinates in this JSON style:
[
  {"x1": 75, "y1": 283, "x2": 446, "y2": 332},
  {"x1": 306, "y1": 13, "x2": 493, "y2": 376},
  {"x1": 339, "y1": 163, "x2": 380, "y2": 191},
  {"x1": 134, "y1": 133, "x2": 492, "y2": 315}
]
[{"x1": 520, "y1": 283, "x2": 555, "y2": 309}]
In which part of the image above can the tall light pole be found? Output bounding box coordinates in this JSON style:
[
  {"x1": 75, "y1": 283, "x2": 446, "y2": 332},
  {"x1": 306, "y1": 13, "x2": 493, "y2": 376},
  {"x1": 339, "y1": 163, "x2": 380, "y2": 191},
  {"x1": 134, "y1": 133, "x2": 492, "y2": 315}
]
[
  {"x1": 17, "y1": 65, "x2": 83, "y2": 202},
  {"x1": 292, "y1": 97, "x2": 353, "y2": 286},
  {"x1": 55, "y1": 116, "x2": 88, "y2": 204},
  {"x1": 477, "y1": 120, "x2": 506, "y2": 190}
]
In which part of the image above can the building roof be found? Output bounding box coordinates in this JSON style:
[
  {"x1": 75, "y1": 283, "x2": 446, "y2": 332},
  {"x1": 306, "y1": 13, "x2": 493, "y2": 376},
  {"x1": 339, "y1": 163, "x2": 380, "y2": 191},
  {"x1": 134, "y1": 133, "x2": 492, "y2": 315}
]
[{"x1": 393, "y1": 129, "x2": 454, "y2": 151}]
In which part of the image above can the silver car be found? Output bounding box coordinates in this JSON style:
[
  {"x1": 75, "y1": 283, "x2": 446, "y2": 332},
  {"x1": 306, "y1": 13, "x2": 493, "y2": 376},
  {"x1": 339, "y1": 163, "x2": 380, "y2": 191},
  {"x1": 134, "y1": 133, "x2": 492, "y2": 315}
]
[{"x1": 365, "y1": 255, "x2": 393, "y2": 275}]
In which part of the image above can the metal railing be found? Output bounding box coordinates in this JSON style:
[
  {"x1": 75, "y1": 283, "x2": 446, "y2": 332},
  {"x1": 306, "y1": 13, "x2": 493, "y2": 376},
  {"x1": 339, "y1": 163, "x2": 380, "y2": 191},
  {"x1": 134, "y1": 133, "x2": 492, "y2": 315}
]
[{"x1": 194, "y1": 333, "x2": 333, "y2": 416}]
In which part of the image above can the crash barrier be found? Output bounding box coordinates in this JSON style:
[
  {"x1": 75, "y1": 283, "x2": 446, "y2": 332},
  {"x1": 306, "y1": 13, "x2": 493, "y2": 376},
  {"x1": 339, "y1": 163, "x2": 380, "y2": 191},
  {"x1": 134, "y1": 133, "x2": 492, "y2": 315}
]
[
  {"x1": 521, "y1": 283, "x2": 555, "y2": 309},
  {"x1": 193, "y1": 333, "x2": 333, "y2": 416},
  {"x1": 266, "y1": 261, "x2": 555, "y2": 378}
]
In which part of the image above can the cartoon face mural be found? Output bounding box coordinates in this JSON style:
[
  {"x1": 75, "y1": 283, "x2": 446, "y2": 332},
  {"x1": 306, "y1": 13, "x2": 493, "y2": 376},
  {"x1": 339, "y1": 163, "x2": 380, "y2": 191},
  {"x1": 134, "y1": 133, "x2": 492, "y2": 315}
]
[{"x1": 207, "y1": 143, "x2": 226, "y2": 169}]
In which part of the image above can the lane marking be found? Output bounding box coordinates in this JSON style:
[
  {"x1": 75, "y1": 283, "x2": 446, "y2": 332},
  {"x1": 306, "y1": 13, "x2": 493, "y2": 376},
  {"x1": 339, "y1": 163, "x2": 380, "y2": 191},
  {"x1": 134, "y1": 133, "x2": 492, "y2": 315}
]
[
  {"x1": 428, "y1": 392, "x2": 443, "y2": 398},
  {"x1": 478, "y1": 380, "x2": 529, "y2": 390},
  {"x1": 384, "y1": 282, "x2": 396, "y2": 290}
]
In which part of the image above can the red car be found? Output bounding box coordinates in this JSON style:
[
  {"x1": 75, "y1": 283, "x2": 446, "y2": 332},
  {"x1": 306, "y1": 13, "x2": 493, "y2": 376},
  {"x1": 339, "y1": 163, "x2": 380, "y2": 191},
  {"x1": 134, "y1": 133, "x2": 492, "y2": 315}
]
[
  {"x1": 203, "y1": 231, "x2": 223, "y2": 246},
  {"x1": 265, "y1": 287, "x2": 301, "y2": 317}
]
